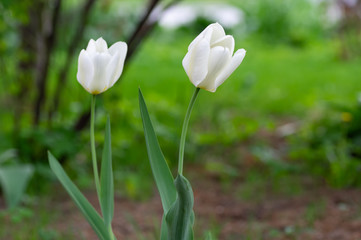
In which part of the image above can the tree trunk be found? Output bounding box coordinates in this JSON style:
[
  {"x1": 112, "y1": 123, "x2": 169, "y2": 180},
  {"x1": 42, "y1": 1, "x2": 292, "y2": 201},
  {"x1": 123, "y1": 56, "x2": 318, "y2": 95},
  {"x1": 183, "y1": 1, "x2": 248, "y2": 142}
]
[
  {"x1": 48, "y1": 0, "x2": 96, "y2": 124},
  {"x1": 33, "y1": 0, "x2": 62, "y2": 125}
]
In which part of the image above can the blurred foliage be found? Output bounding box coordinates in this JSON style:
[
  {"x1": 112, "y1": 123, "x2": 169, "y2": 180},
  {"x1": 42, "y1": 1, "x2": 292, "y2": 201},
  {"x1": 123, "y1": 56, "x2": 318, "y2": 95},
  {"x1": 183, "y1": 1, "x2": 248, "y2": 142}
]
[
  {"x1": 0, "y1": 205, "x2": 75, "y2": 239},
  {"x1": 236, "y1": 0, "x2": 327, "y2": 46},
  {"x1": 289, "y1": 100, "x2": 361, "y2": 188},
  {"x1": 1, "y1": 0, "x2": 361, "y2": 238},
  {"x1": 0, "y1": 0, "x2": 360, "y2": 214}
]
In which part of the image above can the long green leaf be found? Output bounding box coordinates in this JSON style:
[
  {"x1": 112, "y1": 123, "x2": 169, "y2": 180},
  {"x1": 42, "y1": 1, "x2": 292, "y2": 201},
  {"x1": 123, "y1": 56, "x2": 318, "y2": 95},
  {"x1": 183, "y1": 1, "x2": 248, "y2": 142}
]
[
  {"x1": 165, "y1": 174, "x2": 195, "y2": 240},
  {"x1": 100, "y1": 116, "x2": 114, "y2": 229},
  {"x1": 48, "y1": 152, "x2": 109, "y2": 240},
  {"x1": 138, "y1": 88, "x2": 176, "y2": 211}
]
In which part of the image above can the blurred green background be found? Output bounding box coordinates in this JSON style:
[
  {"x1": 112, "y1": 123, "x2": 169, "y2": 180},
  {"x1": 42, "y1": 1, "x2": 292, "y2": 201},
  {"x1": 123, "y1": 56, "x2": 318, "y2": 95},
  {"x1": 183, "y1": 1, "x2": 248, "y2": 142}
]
[{"x1": 1, "y1": 0, "x2": 361, "y2": 239}]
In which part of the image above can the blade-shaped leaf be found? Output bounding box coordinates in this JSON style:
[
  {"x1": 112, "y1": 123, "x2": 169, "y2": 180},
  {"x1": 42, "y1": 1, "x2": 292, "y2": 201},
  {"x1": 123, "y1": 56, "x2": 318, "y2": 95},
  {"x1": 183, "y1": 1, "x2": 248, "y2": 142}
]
[
  {"x1": 100, "y1": 116, "x2": 114, "y2": 229},
  {"x1": 165, "y1": 174, "x2": 195, "y2": 240},
  {"x1": 205, "y1": 231, "x2": 215, "y2": 240},
  {"x1": 0, "y1": 164, "x2": 34, "y2": 208},
  {"x1": 48, "y1": 152, "x2": 109, "y2": 240},
  {"x1": 138, "y1": 88, "x2": 176, "y2": 212}
]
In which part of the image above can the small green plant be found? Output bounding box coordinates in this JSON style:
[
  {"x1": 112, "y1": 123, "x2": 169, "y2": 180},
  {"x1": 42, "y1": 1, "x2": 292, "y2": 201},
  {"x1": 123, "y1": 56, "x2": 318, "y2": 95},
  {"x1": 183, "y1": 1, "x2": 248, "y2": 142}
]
[
  {"x1": 304, "y1": 199, "x2": 326, "y2": 227},
  {"x1": 0, "y1": 165, "x2": 34, "y2": 209},
  {"x1": 0, "y1": 150, "x2": 34, "y2": 209}
]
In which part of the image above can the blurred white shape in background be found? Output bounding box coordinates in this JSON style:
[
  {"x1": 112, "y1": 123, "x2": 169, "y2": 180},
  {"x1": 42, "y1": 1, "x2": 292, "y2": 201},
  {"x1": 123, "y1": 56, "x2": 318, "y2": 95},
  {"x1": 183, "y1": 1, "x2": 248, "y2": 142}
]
[
  {"x1": 159, "y1": 5, "x2": 198, "y2": 29},
  {"x1": 326, "y1": 1, "x2": 344, "y2": 24},
  {"x1": 201, "y1": 4, "x2": 244, "y2": 28},
  {"x1": 307, "y1": 0, "x2": 359, "y2": 25},
  {"x1": 159, "y1": 3, "x2": 243, "y2": 29}
]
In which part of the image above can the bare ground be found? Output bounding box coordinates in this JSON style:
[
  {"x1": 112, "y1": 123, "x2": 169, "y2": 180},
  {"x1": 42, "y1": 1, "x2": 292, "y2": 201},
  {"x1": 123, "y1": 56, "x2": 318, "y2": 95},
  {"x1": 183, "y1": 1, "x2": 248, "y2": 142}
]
[
  {"x1": 51, "y1": 125, "x2": 361, "y2": 240},
  {"x1": 51, "y1": 165, "x2": 361, "y2": 240}
]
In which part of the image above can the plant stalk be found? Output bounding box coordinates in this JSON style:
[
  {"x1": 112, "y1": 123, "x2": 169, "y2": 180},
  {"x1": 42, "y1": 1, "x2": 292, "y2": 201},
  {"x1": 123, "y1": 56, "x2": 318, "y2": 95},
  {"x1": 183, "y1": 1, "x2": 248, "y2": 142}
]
[
  {"x1": 90, "y1": 95, "x2": 101, "y2": 200},
  {"x1": 178, "y1": 87, "x2": 200, "y2": 175}
]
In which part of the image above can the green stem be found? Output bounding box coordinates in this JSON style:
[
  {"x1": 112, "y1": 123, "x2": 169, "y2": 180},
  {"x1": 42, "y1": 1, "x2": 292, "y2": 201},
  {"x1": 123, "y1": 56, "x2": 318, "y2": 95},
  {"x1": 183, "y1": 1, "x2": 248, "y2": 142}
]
[
  {"x1": 91, "y1": 95, "x2": 101, "y2": 200},
  {"x1": 178, "y1": 87, "x2": 200, "y2": 175}
]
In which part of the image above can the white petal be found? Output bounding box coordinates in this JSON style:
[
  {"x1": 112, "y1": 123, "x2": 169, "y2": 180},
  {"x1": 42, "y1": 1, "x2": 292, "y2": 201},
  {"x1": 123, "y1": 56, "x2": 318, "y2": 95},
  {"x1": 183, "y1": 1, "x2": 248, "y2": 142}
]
[
  {"x1": 182, "y1": 38, "x2": 210, "y2": 87},
  {"x1": 188, "y1": 23, "x2": 213, "y2": 51},
  {"x1": 198, "y1": 46, "x2": 231, "y2": 92},
  {"x1": 76, "y1": 50, "x2": 94, "y2": 93},
  {"x1": 209, "y1": 22, "x2": 226, "y2": 45},
  {"x1": 214, "y1": 48, "x2": 246, "y2": 91},
  {"x1": 88, "y1": 53, "x2": 111, "y2": 94},
  {"x1": 182, "y1": 52, "x2": 192, "y2": 79},
  {"x1": 106, "y1": 51, "x2": 121, "y2": 87},
  {"x1": 86, "y1": 39, "x2": 96, "y2": 53},
  {"x1": 108, "y1": 41, "x2": 127, "y2": 86},
  {"x1": 95, "y1": 37, "x2": 108, "y2": 53},
  {"x1": 211, "y1": 35, "x2": 234, "y2": 54},
  {"x1": 109, "y1": 41, "x2": 127, "y2": 56},
  {"x1": 187, "y1": 22, "x2": 225, "y2": 51}
]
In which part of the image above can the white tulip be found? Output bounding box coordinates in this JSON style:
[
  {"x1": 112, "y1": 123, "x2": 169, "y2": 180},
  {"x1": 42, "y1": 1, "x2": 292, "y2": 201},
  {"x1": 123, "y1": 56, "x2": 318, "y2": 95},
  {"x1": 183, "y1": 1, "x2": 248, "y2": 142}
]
[
  {"x1": 182, "y1": 23, "x2": 246, "y2": 92},
  {"x1": 77, "y1": 37, "x2": 127, "y2": 95}
]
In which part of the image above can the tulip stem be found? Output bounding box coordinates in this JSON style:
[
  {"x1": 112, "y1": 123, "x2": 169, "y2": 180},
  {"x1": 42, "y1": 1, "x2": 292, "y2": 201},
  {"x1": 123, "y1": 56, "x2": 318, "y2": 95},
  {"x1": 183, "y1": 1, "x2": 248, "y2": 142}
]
[
  {"x1": 178, "y1": 87, "x2": 200, "y2": 175},
  {"x1": 90, "y1": 95, "x2": 101, "y2": 201}
]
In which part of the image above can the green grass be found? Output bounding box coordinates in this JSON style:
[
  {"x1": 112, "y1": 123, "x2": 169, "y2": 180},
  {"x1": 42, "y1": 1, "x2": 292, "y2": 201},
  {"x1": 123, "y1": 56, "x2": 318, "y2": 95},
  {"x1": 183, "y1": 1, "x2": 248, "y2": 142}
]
[
  {"x1": 0, "y1": 205, "x2": 75, "y2": 240},
  {"x1": 104, "y1": 29, "x2": 361, "y2": 197},
  {"x1": 120, "y1": 30, "x2": 361, "y2": 118}
]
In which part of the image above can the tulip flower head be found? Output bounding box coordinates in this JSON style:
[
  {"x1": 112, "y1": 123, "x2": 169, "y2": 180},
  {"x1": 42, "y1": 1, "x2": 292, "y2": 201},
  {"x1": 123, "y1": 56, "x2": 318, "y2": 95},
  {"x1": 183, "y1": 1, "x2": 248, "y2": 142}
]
[
  {"x1": 182, "y1": 23, "x2": 246, "y2": 92},
  {"x1": 77, "y1": 37, "x2": 127, "y2": 95}
]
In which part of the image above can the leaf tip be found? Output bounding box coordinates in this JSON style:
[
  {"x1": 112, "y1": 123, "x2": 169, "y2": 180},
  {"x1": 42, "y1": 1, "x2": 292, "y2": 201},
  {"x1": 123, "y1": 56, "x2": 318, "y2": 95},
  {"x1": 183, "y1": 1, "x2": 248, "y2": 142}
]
[
  {"x1": 138, "y1": 87, "x2": 144, "y2": 98},
  {"x1": 47, "y1": 151, "x2": 53, "y2": 162}
]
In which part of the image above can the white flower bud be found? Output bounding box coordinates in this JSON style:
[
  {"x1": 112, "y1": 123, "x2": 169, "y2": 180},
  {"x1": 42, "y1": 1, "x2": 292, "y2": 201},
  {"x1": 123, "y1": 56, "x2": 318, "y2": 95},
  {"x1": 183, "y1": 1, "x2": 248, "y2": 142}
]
[
  {"x1": 182, "y1": 23, "x2": 246, "y2": 92},
  {"x1": 77, "y1": 37, "x2": 127, "y2": 95}
]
